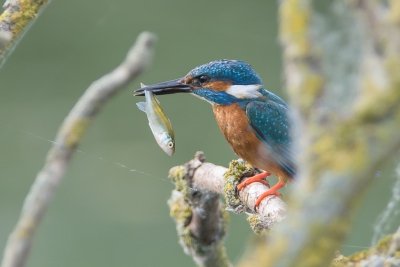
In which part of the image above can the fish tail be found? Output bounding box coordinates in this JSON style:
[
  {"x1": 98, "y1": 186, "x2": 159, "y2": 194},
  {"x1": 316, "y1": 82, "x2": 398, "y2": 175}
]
[{"x1": 136, "y1": 102, "x2": 146, "y2": 112}]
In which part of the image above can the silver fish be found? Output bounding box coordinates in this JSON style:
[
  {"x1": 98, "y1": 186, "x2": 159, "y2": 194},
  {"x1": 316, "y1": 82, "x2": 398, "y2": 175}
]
[{"x1": 136, "y1": 88, "x2": 175, "y2": 156}]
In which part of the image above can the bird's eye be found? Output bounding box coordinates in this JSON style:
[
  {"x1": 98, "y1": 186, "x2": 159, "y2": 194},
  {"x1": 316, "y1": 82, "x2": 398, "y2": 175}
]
[
  {"x1": 168, "y1": 141, "x2": 174, "y2": 148},
  {"x1": 198, "y1": 75, "x2": 209, "y2": 84},
  {"x1": 192, "y1": 75, "x2": 210, "y2": 86}
]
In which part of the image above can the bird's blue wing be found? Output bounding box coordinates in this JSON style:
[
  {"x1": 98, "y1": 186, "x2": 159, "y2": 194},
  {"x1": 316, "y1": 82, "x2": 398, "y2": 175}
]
[{"x1": 246, "y1": 101, "x2": 296, "y2": 178}]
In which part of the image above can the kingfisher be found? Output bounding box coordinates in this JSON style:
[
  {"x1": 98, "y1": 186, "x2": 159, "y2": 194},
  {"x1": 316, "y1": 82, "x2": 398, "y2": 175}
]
[{"x1": 135, "y1": 60, "x2": 296, "y2": 207}]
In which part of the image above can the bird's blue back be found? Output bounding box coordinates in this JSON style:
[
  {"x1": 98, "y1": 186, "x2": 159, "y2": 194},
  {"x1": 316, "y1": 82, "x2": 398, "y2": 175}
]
[{"x1": 245, "y1": 96, "x2": 296, "y2": 178}]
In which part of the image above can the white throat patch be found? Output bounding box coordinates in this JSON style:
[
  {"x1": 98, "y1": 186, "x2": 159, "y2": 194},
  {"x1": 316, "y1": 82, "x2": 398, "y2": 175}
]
[
  {"x1": 226, "y1": 84, "x2": 263, "y2": 99},
  {"x1": 191, "y1": 92, "x2": 216, "y2": 105}
]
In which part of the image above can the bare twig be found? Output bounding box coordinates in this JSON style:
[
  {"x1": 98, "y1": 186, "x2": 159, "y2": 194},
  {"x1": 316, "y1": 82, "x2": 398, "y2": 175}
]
[{"x1": 0, "y1": 31, "x2": 156, "y2": 267}]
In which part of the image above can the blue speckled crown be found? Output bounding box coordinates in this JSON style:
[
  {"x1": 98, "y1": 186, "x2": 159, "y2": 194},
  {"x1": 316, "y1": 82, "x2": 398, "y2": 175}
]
[{"x1": 188, "y1": 60, "x2": 263, "y2": 85}]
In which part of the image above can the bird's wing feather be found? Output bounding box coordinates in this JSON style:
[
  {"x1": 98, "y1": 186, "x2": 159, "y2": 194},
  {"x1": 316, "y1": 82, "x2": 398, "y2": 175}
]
[{"x1": 246, "y1": 101, "x2": 296, "y2": 178}]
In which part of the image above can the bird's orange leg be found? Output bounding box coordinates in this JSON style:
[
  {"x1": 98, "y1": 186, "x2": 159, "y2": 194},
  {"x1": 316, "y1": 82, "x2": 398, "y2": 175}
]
[
  {"x1": 237, "y1": 171, "x2": 271, "y2": 191},
  {"x1": 254, "y1": 181, "x2": 284, "y2": 207}
]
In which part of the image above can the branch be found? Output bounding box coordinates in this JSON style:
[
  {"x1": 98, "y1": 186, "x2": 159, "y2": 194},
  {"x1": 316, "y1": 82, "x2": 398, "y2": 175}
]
[
  {"x1": 236, "y1": 1, "x2": 400, "y2": 266},
  {"x1": 0, "y1": 31, "x2": 156, "y2": 267},
  {"x1": 332, "y1": 226, "x2": 400, "y2": 266},
  {"x1": 169, "y1": 152, "x2": 286, "y2": 240},
  {"x1": 168, "y1": 152, "x2": 231, "y2": 267},
  {"x1": 194, "y1": 158, "x2": 286, "y2": 234},
  {"x1": 0, "y1": 0, "x2": 49, "y2": 53}
]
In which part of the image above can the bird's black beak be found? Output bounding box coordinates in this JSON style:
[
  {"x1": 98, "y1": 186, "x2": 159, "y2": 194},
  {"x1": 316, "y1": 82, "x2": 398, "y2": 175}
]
[{"x1": 134, "y1": 78, "x2": 192, "y2": 96}]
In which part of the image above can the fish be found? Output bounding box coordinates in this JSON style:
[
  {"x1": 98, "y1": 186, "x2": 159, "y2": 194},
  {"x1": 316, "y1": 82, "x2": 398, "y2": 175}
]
[{"x1": 136, "y1": 86, "x2": 175, "y2": 156}]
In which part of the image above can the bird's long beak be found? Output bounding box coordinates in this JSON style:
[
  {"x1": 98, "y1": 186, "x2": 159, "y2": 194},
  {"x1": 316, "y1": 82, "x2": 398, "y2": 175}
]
[{"x1": 134, "y1": 78, "x2": 192, "y2": 96}]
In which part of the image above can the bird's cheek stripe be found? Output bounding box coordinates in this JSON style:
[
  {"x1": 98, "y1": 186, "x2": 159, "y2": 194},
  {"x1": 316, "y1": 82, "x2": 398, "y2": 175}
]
[{"x1": 205, "y1": 81, "x2": 232, "y2": 92}]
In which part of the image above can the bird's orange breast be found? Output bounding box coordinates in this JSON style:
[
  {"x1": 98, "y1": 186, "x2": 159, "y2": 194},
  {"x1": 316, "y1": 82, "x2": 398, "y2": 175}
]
[{"x1": 212, "y1": 103, "x2": 291, "y2": 183}]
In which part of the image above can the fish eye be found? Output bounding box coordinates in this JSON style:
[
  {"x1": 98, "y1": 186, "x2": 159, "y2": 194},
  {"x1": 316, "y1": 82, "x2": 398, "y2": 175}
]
[{"x1": 168, "y1": 141, "x2": 174, "y2": 148}]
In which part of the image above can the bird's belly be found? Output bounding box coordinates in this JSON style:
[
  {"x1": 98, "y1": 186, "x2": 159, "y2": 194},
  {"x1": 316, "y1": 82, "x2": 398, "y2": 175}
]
[{"x1": 213, "y1": 104, "x2": 287, "y2": 181}]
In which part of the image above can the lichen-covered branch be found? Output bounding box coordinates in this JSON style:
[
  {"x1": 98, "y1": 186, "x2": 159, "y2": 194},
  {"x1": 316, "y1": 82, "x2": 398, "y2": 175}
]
[
  {"x1": 0, "y1": 0, "x2": 49, "y2": 52},
  {"x1": 168, "y1": 152, "x2": 231, "y2": 267},
  {"x1": 279, "y1": 0, "x2": 324, "y2": 117},
  {"x1": 0, "y1": 32, "x2": 156, "y2": 267},
  {"x1": 236, "y1": 1, "x2": 400, "y2": 267},
  {"x1": 222, "y1": 159, "x2": 286, "y2": 230},
  {"x1": 168, "y1": 152, "x2": 286, "y2": 249},
  {"x1": 237, "y1": 228, "x2": 400, "y2": 267},
  {"x1": 332, "y1": 226, "x2": 400, "y2": 267}
]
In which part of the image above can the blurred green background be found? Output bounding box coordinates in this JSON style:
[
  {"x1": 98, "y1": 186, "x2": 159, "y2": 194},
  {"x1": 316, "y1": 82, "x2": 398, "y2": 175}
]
[{"x1": 0, "y1": 1, "x2": 398, "y2": 266}]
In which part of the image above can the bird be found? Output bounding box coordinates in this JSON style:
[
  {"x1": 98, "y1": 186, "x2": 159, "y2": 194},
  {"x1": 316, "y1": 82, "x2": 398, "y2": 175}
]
[{"x1": 134, "y1": 59, "x2": 296, "y2": 208}]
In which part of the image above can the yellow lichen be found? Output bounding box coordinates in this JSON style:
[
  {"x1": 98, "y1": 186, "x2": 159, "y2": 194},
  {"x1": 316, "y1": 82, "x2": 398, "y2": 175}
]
[
  {"x1": 388, "y1": 0, "x2": 400, "y2": 25},
  {"x1": 168, "y1": 166, "x2": 192, "y2": 227},
  {"x1": 0, "y1": 0, "x2": 48, "y2": 53},
  {"x1": 376, "y1": 235, "x2": 392, "y2": 252},
  {"x1": 279, "y1": 0, "x2": 325, "y2": 117},
  {"x1": 168, "y1": 165, "x2": 189, "y2": 194},
  {"x1": 385, "y1": 58, "x2": 400, "y2": 83},
  {"x1": 169, "y1": 194, "x2": 192, "y2": 227},
  {"x1": 311, "y1": 127, "x2": 368, "y2": 175},
  {"x1": 15, "y1": 218, "x2": 36, "y2": 238},
  {"x1": 268, "y1": 0, "x2": 400, "y2": 266},
  {"x1": 330, "y1": 251, "x2": 348, "y2": 267},
  {"x1": 223, "y1": 159, "x2": 254, "y2": 211},
  {"x1": 247, "y1": 214, "x2": 269, "y2": 236},
  {"x1": 168, "y1": 162, "x2": 231, "y2": 266},
  {"x1": 12, "y1": 0, "x2": 47, "y2": 36},
  {"x1": 219, "y1": 204, "x2": 230, "y2": 235},
  {"x1": 297, "y1": 71, "x2": 325, "y2": 110},
  {"x1": 332, "y1": 235, "x2": 395, "y2": 266},
  {"x1": 356, "y1": 80, "x2": 400, "y2": 123},
  {"x1": 63, "y1": 118, "x2": 90, "y2": 148},
  {"x1": 280, "y1": 0, "x2": 312, "y2": 58}
]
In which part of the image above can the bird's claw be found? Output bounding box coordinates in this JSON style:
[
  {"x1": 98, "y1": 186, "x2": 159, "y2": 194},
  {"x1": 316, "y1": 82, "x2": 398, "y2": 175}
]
[{"x1": 237, "y1": 171, "x2": 271, "y2": 191}]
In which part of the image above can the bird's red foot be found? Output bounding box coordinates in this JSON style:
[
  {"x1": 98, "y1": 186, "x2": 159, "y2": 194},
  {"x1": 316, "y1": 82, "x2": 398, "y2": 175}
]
[
  {"x1": 237, "y1": 171, "x2": 271, "y2": 190},
  {"x1": 237, "y1": 172, "x2": 284, "y2": 209},
  {"x1": 254, "y1": 181, "x2": 284, "y2": 207}
]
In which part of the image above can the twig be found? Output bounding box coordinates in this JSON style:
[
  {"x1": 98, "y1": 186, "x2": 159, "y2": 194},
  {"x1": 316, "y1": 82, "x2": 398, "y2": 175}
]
[
  {"x1": 0, "y1": 0, "x2": 49, "y2": 53},
  {"x1": 0, "y1": 31, "x2": 156, "y2": 267}
]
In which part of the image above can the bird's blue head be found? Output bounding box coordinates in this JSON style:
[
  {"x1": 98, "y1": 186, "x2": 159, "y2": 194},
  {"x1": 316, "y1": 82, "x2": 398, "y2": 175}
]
[
  {"x1": 135, "y1": 60, "x2": 266, "y2": 106},
  {"x1": 188, "y1": 59, "x2": 262, "y2": 85}
]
